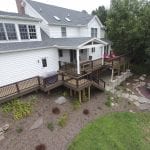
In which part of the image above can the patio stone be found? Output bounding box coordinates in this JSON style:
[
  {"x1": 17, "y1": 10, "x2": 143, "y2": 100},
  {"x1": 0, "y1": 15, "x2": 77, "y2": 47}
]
[
  {"x1": 30, "y1": 117, "x2": 43, "y2": 130},
  {"x1": 55, "y1": 96, "x2": 67, "y2": 105},
  {"x1": 2, "y1": 124, "x2": 9, "y2": 131},
  {"x1": 129, "y1": 95, "x2": 139, "y2": 101}
]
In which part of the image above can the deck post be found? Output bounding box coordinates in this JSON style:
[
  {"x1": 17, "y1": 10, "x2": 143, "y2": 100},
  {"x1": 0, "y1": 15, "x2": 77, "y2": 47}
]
[
  {"x1": 70, "y1": 89, "x2": 73, "y2": 97},
  {"x1": 79, "y1": 91, "x2": 81, "y2": 103},
  {"x1": 76, "y1": 49, "x2": 80, "y2": 74},
  {"x1": 111, "y1": 69, "x2": 114, "y2": 81},
  {"x1": 88, "y1": 86, "x2": 91, "y2": 101}
]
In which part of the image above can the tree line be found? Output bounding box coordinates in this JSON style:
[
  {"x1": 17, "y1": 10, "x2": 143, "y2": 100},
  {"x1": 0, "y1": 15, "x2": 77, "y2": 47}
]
[{"x1": 92, "y1": 0, "x2": 150, "y2": 74}]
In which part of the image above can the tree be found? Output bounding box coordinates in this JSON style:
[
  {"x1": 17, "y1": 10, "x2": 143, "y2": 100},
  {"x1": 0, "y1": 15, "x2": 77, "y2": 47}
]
[
  {"x1": 92, "y1": 6, "x2": 107, "y2": 25},
  {"x1": 106, "y1": 0, "x2": 150, "y2": 65}
]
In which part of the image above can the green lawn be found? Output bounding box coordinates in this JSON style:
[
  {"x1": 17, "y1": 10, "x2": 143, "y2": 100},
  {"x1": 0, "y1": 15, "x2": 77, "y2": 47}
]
[{"x1": 68, "y1": 112, "x2": 150, "y2": 150}]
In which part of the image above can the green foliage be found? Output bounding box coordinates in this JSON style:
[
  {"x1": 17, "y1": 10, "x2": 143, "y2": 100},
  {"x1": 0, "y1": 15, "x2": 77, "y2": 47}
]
[
  {"x1": 71, "y1": 99, "x2": 81, "y2": 110},
  {"x1": 92, "y1": 6, "x2": 108, "y2": 25},
  {"x1": 58, "y1": 113, "x2": 68, "y2": 127},
  {"x1": 47, "y1": 122, "x2": 54, "y2": 131},
  {"x1": 68, "y1": 112, "x2": 150, "y2": 150},
  {"x1": 130, "y1": 63, "x2": 150, "y2": 75},
  {"x1": 106, "y1": 0, "x2": 150, "y2": 65},
  {"x1": 105, "y1": 96, "x2": 112, "y2": 107},
  {"x1": 1, "y1": 99, "x2": 33, "y2": 120},
  {"x1": 16, "y1": 127, "x2": 23, "y2": 133}
]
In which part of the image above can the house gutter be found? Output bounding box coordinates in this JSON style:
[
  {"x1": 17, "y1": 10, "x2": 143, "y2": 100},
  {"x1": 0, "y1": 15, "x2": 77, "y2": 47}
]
[{"x1": 0, "y1": 15, "x2": 42, "y2": 22}]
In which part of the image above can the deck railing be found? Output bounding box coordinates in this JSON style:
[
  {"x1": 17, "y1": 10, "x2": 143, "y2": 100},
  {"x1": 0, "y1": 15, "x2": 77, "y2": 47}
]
[
  {"x1": 0, "y1": 76, "x2": 40, "y2": 103},
  {"x1": 59, "y1": 58, "x2": 103, "y2": 75}
]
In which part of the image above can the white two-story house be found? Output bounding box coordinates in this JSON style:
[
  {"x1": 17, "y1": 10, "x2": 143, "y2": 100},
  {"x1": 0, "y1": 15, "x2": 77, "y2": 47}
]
[
  {"x1": 0, "y1": 0, "x2": 119, "y2": 103},
  {"x1": 0, "y1": 0, "x2": 111, "y2": 87}
]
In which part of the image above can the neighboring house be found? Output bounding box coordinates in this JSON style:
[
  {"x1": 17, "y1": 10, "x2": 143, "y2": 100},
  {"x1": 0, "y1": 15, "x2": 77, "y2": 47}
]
[{"x1": 0, "y1": 0, "x2": 125, "y2": 103}]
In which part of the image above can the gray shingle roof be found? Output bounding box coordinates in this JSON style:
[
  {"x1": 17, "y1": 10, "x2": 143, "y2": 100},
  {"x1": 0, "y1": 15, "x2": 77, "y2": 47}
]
[
  {"x1": 0, "y1": 30, "x2": 94, "y2": 53},
  {"x1": 26, "y1": 0, "x2": 94, "y2": 26},
  {"x1": 0, "y1": 10, "x2": 40, "y2": 21}
]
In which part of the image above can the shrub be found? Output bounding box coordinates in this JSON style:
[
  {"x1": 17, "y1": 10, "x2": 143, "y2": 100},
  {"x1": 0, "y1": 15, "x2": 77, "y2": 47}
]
[
  {"x1": 83, "y1": 109, "x2": 90, "y2": 115},
  {"x1": 105, "y1": 96, "x2": 112, "y2": 107},
  {"x1": 47, "y1": 122, "x2": 54, "y2": 131},
  {"x1": 58, "y1": 113, "x2": 68, "y2": 127},
  {"x1": 35, "y1": 144, "x2": 46, "y2": 150},
  {"x1": 1, "y1": 99, "x2": 33, "y2": 120},
  {"x1": 52, "y1": 107, "x2": 60, "y2": 115},
  {"x1": 16, "y1": 127, "x2": 23, "y2": 133},
  {"x1": 71, "y1": 99, "x2": 81, "y2": 110}
]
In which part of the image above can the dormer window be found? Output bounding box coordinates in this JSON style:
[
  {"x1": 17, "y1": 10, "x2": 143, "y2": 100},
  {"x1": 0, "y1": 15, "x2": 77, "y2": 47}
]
[
  {"x1": 0, "y1": 23, "x2": 17, "y2": 41},
  {"x1": 5, "y1": 23, "x2": 17, "y2": 40},
  {"x1": 19, "y1": 24, "x2": 37, "y2": 40},
  {"x1": 53, "y1": 16, "x2": 60, "y2": 21},
  {"x1": 0, "y1": 23, "x2": 6, "y2": 40},
  {"x1": 65, "y1": 17, "x2": 71, "y2": 22}
]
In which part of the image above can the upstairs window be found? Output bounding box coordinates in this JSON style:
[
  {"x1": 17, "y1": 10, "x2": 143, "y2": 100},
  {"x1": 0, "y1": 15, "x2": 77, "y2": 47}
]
[
  {"x1": 5, "y1": 23, "x2": 17, "y2": 40},
  {"x1": 42, "y1": 58, "x2": 47, "y2": 67},
  {"x1": 19, "y1": 24, "x2": 29, "y2": 39},
  {"x1": 91, "y1": 28, "x2": 97, "y2": 37},
  {"x1": 19, "y1": 24, "x2": 37, "y2": 40},
  {"x1": 61, "y1": 27, "x2": 66, "y2": 37},
  {"x1": 92, "y1": 47, "x2": 95, "y2": 53},
  {"x1": 28, "y1": 25, "x2": 37, "y2": 39},
  {"x1": 0, "y1": 23, "x2": 6, "y2": 40}
]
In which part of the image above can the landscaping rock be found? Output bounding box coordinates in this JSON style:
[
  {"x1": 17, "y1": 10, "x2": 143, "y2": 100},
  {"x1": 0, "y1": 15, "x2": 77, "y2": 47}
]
[
  {"x1": 55, "y1": 96, "x2": 67, "y2": 105},
  {"x1": 126, "y1": 83, "x2": 130, "y2": 86},
  {"x1": 134, "y1": 79, "x2": 139, "y2": 82},
  {"x1": 0, "y1": 128, "x2": 3, "y2": 135},
  {"x1": 2, "y1": 124, "x2": 9, "y2": 131},
  {"x1": 139, "y1": 76, "x2": 145, "y2": 81},
  {"x1": 30, "y1": 117, "x2": 43, "y2": 130},
  {"x1": 129, "y1": 110, "x2": 135, "y2": 113},
  {"x1": 0, "y1": 134, "x2": 4, "y2": 141},
  {"x1": 133, "y1": 101, "x2": 140, "y2": 107},
  {"x1": 130, "y1": 95, "x2": 139, "y2": 101},
  {"x1": 139, "y1": 104, "x2": 150, "y2": 111},
  {"x1": 111, "y1": 103, "x2": 115, "y2": 106},
  {"x1": 138, "y1": 97, "x2": 150, "y2": 104}
]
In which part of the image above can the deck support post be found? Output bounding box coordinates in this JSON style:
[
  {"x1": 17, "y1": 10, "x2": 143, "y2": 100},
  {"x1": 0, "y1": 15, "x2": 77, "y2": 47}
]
[
  {"x1": 79, "y1": 91, "x2": 81, "y2": 103},
  {"x1": 76, "y1": 49, "x2": 80, "y2": 75},
  {"x1": 70, "y1": 89, "x2": 73, "y2": 97},
  {"x1": 111, "y1": 69, "x2": 114, "y2": 81},
  {"x1": 88, "y1": 86, "x2": 91, "y2": 101}
]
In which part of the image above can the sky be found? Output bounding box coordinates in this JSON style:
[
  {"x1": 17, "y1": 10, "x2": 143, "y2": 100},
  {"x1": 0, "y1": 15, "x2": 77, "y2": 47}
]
[{"x1": 0, "y1": 0, "x2": 110, "y2": 14}]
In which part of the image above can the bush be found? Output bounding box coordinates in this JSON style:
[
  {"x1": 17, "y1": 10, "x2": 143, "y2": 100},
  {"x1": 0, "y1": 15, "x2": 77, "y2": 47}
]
[
  {"x1": 83, "y1": 109, "x2": 90, "y2": 115},
  {"x1": 52, "y1": 107, "x2": 60, "y2": 115},
  {"x1": 16, "y1": 127, "x2": 23, "y2": 133},
  {"x1": 47, "y1": 122, "x2": 54, "y2": 131},
  {"x1": 58, "y1": 113, "x2": 68, "y2": 127},
  {"x1": 35, "y1": 144, "x2": 46, "y2": 150},
  {"x1": 71, "y1": 99, "x2": 81, "y2": 110},
  {"x1": 1, "y1": 99, "x2": 33, "y2": 120},
  {"x1": 105, "y1": 96, "x2": 112, "y2": 107}
]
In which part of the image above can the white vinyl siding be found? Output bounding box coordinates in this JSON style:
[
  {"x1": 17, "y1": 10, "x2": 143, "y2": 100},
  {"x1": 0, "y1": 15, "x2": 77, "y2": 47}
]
[{"x1": 0, "y1": 48, "x2": 59, "y2": 86}]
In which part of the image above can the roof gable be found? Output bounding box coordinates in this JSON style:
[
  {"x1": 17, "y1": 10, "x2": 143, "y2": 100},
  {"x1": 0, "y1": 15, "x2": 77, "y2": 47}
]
[{"x1": 26, "y1": 0, "x2": 94, "y2": 26}]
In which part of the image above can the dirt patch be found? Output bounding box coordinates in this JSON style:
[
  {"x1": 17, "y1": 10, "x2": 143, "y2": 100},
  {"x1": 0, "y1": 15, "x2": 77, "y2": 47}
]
[{"x1": 0, "y1": 89, "x2": 140, "y2": 150}]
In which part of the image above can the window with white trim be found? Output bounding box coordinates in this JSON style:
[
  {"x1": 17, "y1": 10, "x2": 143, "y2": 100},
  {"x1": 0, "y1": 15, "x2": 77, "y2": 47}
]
[
  {"x1": 61, "y1": 27, "x2": 66, "y2": 37},
  {"x1": 5, "y1": 23, "x2": 17, "y2": 40},
  {"x1": 0, "y1": 23, "x2": 6, "y2": 40},
  {"x1": 42, "y1": 58, "x2": 47, "y2": 67},
  {"x1": 92, "y1": 47, "x2": 95, "y2": 53},
  {"x1": 19, "y1": 24, "x2": 37, "y2": 40},
  {"x1": 28, "y1": 25, "x2": 37, "y2": 39},
  {"x1": 0, "y1": 23, "x2": 17, "y2": 41},
  {"x1": 19, "y1": 24, "x2": 29, "y2": 39},
  {"x1": 91, "y1": 28, "x2": 97, "y2": 37}
]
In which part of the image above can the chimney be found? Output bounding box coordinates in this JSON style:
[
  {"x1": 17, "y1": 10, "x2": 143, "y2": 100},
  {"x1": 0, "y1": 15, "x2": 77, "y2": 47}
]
[{"x1": 16, "y1": 0, "x2": 25, "y2": 15}]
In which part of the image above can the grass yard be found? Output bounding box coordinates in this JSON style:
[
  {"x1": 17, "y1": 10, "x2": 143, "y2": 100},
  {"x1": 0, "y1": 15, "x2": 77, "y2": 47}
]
[{"x1": 68, "y1": 112, "x2": 150, "y2": 150}]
